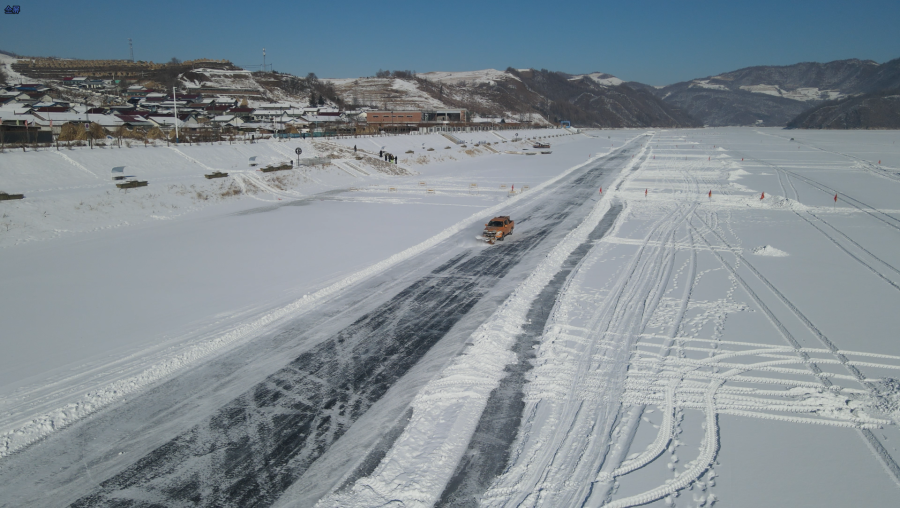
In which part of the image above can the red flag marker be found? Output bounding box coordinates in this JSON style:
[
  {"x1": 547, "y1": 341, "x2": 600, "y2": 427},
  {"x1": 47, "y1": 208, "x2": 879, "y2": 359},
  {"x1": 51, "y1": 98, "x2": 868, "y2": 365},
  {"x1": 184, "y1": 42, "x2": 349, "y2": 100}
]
[
  {"x1": 834, "y1": 193, "x2": 838, "y2": 203},
  {"x1": 599, "y1": 187, "x2": 603, "y2": 194},
  {"x1": 708, "y1": 156, "x2": 710, "y2": 161},
  {"x1": 878, "y1": 160, "x2": 881, "y2": 164},
  {"x1": 708, "y1": 190, "x2": 712, "y2": 198},
  {"x1": 645, "y1": 188, "x2": 648, "y2": 197},
  {"x1": 741, "y1": 158, "x2": 744, "y2": 161},
  {"x1": 760, "y1": 192, "x2": 765, "y2": 200}
]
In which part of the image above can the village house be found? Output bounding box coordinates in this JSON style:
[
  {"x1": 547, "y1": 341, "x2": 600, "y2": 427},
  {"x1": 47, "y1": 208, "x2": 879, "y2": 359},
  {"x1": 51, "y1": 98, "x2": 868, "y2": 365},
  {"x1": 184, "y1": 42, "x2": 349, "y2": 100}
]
[
  {"x1": 147, "y1": 113, "x2": 202, "y2": 131},
  {"x1": 226, "y1": 107, "x2": 254, "y2": 119}
]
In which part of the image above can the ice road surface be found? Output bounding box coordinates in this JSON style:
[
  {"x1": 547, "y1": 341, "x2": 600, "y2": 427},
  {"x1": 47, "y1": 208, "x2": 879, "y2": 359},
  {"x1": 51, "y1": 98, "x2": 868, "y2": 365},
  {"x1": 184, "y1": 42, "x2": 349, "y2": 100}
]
[{"x1": 1, "y1": 128, "x2": 900, "y2": 507}]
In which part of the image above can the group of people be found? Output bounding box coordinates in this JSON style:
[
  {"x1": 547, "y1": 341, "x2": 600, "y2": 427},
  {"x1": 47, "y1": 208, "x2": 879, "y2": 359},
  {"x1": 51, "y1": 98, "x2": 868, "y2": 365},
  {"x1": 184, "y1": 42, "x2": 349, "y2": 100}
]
[{"x1": 379, "y1": 150, "x2": 398, "y2": 164}]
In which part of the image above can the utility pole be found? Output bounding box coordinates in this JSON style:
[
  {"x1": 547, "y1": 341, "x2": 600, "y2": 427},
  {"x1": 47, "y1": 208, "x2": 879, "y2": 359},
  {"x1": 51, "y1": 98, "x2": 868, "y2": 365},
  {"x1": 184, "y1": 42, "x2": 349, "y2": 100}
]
[
  {"x1": 129, "y1": 38, "x2": 134, "y2": 63},
  {"x1": 173, "y1": 86, "x2": 179, "y2": 143},
  {"x1": 263, "y1": 48, "x2": 266, "y2": 73}
]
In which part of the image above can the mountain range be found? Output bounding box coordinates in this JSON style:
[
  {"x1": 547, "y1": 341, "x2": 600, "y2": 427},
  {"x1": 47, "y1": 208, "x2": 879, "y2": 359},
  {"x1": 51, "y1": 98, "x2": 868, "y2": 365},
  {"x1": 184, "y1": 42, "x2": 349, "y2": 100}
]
[
  {"x1": 4, "y1": 51, "x2": 900, "y2": 129},
  {"x1": 324, "y1": 58, "x2": 900, "y2": 129},
  {"x1": 644, "y1": 58, "x2": 900, "y2": 127}
]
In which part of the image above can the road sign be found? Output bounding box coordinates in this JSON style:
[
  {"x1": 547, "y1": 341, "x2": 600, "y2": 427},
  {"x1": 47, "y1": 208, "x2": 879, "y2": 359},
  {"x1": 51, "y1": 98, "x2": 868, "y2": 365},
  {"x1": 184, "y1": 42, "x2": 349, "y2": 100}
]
[
  {"x1": 295, "y1": 147, "x2": 303, "y2": 155},
  {"x1": 84, "y1": 123, "x2": 90, "y2": 130}
]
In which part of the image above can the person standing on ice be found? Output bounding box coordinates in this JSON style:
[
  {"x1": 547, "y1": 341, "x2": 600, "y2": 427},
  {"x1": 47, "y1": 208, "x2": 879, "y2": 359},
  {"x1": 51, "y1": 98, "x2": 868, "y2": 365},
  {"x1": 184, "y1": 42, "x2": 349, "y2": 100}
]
[{"x1": 354, "y1": 145, "x2": 357, "y2": 153}]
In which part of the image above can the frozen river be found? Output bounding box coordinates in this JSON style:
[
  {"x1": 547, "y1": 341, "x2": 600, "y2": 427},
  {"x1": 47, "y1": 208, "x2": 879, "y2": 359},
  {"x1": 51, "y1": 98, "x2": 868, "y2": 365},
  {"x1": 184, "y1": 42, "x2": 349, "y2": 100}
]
[{"x1": 1, "y1": 128, "x2": 899, "y2": 507}]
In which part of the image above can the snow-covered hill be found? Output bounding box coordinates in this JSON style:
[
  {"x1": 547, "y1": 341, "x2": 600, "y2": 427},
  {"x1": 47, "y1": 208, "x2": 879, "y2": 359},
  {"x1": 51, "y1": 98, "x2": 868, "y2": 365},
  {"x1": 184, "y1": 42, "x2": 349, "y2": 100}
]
[
  {"x1": 653, "y1": 57, "x2": 900, "y2": 126},
  {"x1": 327, "y1": 68, "x2": 698, "y2": 128}
]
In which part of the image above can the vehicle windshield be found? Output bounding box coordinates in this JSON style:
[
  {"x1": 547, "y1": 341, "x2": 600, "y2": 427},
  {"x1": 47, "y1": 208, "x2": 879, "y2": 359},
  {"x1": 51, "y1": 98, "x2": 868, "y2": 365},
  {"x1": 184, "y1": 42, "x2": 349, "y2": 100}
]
[{"x1": 488, "y1": 221, "x2": 504, "y2": 227}]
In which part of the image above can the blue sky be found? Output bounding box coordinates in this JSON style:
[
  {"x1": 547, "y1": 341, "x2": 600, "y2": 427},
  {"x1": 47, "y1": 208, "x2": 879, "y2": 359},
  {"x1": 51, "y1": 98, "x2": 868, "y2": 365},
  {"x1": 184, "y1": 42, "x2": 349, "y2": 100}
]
[{"x1": 1, "y1": 0, "x2": 897, "y2": 85}]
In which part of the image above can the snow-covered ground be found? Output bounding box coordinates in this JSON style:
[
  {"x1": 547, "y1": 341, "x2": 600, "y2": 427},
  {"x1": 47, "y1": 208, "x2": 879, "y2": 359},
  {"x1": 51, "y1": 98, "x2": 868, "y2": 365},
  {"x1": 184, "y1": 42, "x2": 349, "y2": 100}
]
[
  {"x1": 305, "y1": 128, "x2": 900, "y2": 508},
  {"x1": 2, "y1": 127, "x2": 900, "y2": 507},
  {"x1": 474, "y1": 129, "x2": 900, "y2": 507},
  {"x1": 0, "y1": 127, "x2": 600, "y2": 458}
]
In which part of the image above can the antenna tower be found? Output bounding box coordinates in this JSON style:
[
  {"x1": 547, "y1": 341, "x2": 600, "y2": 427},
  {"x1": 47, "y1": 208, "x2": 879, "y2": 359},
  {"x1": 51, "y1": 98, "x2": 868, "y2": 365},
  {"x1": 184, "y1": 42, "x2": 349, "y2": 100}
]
[
  {"x1": 129, "y1": 38, "x2": 134, "y2": 62},
  {"x1": 263, "y1": 48, "x2": 266, "y2": 73}
]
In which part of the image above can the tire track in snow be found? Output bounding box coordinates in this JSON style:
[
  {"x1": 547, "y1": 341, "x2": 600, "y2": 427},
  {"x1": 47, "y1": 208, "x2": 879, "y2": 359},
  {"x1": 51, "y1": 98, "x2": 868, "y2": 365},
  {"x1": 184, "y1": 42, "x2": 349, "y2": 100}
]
[
  {"x1": 796, "y1": 211, "x2": 900, "y2": 293},
  {"x1": 604, "y1": 381, "x2": 723, "y2": 508},
  {"x1": 692, "y1": 211, "x2": 900, "y2": 486},
  {"x1": 436, "y1": 204, "x2": 623, "y2": 507},
  {"x1": 52, "y1": 152, "x2": 100, "y2": 179},
  {"x1": 735, "y1": 150, "x2": 900, "y2": 234},
  {"x1": 585, "y1": 148, "x2": 712, "y2": 506},
  {"x1": 55, "y1": 139, "x2": 651, "y2": 508},
  {"x1": 757, "y1": 130, "x2": 900, "y2": 185},
  {"x1": 0, "y1": 140, "x2": 641, "y2": 463},
  {"x1": 807, "y1": 211, "x2": 900, "y2": 279},
  {"x1": 689, "y1": 214, "x2": 833, "y2": 384},
  {"x1": 584, "y1": 143, "x2": 737, "y2": 507},
  {"x1": 735, "y1": 150, "x2": 900, "y2": 293},
  {"x1": 479, "y1": 160, "x2": 718, "y2": 507},
  {"x1": 318, "y1": 137, "x2": 654, "y2": 508},
  {"x1": 592, "y1": 144, "x2": 897, "y2": 507},
  {"x1": 166, "y1": 146, "x2": 222, "y2": 172}
]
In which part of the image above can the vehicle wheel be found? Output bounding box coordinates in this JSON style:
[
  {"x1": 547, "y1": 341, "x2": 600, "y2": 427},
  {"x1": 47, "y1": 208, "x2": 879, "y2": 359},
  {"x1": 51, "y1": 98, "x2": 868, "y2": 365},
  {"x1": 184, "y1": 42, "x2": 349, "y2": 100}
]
[{"x1": 499, "y1": 235, "x2": 504, "y2": 241}]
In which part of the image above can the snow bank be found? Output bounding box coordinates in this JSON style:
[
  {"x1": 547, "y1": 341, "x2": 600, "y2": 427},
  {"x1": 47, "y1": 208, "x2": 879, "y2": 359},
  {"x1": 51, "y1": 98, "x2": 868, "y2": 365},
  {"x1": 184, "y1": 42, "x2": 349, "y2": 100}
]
[{"x1": 751, "y1": 245, "x2": 789, "y2": 257}]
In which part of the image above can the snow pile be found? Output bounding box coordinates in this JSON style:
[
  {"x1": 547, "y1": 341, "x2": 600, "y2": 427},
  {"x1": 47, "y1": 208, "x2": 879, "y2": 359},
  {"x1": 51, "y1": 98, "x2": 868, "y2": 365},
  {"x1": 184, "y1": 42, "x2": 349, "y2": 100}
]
[
  {"x1": 751, "y1": 245, "x2": 789, "y2": 257},
  {"x1": 869, "y1": 378, "x2": 900, "y2": 425}
]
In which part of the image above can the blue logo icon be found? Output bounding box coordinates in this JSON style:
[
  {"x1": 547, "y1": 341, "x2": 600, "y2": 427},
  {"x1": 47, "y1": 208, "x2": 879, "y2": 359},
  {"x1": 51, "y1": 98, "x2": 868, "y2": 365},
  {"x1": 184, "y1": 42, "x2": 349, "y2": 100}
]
[{"x1": 5, "y1": 5, "x2": 21, "y2": 14}]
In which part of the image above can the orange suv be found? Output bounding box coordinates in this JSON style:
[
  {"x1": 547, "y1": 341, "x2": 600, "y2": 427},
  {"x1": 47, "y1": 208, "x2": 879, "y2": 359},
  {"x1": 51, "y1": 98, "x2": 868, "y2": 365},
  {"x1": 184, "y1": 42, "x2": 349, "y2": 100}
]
[{"x1": 482, "y1": 216, "x2": 514, "y2": 244}]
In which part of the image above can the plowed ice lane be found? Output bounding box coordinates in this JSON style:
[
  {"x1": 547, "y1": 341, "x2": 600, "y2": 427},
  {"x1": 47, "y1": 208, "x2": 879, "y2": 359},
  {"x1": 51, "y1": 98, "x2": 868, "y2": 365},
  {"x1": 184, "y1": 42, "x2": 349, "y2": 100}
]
[{"x1": 0, "y1": 136, "x2": 648, "y2": 508}]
